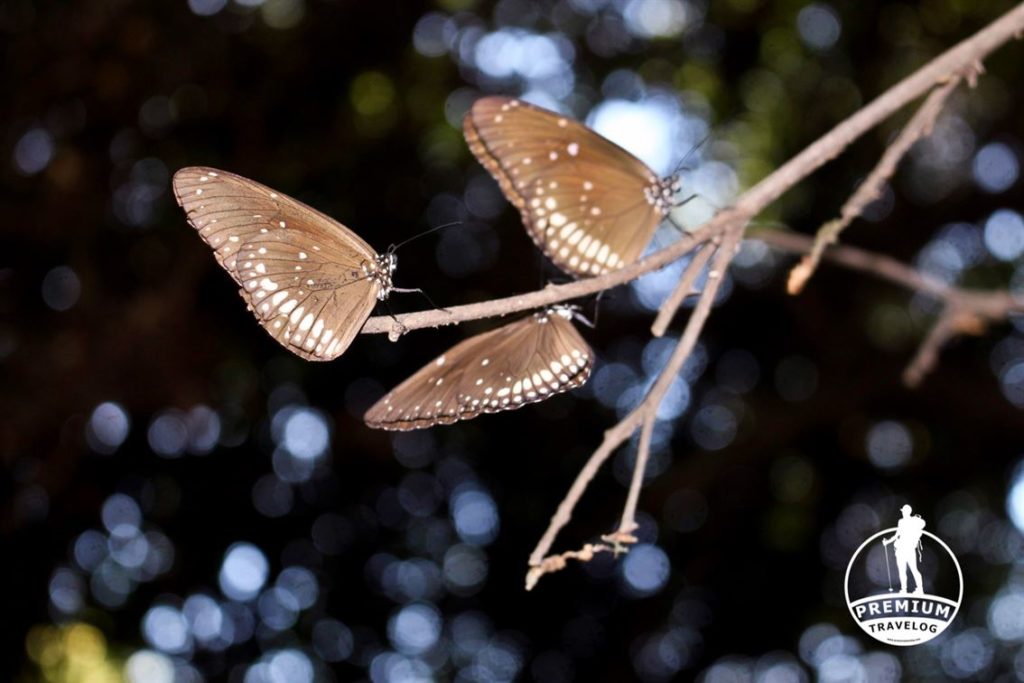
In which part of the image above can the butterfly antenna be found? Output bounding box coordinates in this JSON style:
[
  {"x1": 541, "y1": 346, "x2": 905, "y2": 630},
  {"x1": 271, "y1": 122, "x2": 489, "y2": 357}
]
[
  {"x1": 390, "y1": 221, "x2": 462, "y2": 252},
  {"x1": 536, "y1": 218, "x2": 554, "y2": 289},
  {"x1": 671, "y1": 133, "x2": 711, "y2": 177},
  {"x1": 589, "y1": 289, "x2": 607, "y2": 328}
]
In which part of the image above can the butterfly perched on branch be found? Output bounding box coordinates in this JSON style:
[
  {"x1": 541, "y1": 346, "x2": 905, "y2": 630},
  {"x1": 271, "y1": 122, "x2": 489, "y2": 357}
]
[
  {"x1": 464, "y1": 96, "x2": 681, "y2": 278},
  {"x1": 364, "y1": 306, "x2": 593, "y2": 431},
  {"x1": 173, "y1": 167, "x2": 405, "y2": 361}
]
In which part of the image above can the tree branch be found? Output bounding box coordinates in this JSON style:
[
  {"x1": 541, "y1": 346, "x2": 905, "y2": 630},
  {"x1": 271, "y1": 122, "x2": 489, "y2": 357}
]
[
  {"x1": 734, "y1": 5, "x2": 1023, "y2": 216},
  {"x1": 519, "y1": 4, "x2": 1024, "y2": 589},
  {"x1": 760, "y1": 229, "x2": 1024, "y2": 385},
  {"x1": 759, "y1": 230, "x2": 954, "y2": 297},
  {"x1": 619, "y1": 414, "x2": 655, "y2": 538},
  {"x1": 903, "y1": 306, "x2": 963, "y2": 387},
  {"x1": 787, "y1": 73, "x2": 966, "y2": 294},
  {"x1": 650, "y1": 240, "x2": 718, "y2": 337},
  {"x1": 902, "y1": 296, "x2": 1008, "y2": 387}
]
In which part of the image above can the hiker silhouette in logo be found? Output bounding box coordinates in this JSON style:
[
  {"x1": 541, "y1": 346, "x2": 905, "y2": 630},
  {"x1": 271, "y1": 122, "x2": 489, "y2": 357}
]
[{"x1": 882, "y1": 504, "x2": 926, "y2": 595}]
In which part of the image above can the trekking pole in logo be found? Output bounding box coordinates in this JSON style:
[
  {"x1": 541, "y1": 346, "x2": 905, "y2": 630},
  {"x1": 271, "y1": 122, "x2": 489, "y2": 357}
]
[
  {"x1": 882, "y1": 538, "x2": 894, "y2": 593},
  {"x1": 844, "y1": 503, "x2": 963, "y2": 646}
]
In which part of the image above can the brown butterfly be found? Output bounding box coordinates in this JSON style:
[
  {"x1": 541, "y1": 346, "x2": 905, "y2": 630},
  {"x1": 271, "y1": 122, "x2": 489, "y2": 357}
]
[
  {"x1": 173, "y1": 167, "x2": 403, "y2": 361},
  {"x1": 464, "y1": 96, "x2": 680, "y2": 278},
  {"x1": 364, "y1": 306, "x2": 593, "y2": 431}
]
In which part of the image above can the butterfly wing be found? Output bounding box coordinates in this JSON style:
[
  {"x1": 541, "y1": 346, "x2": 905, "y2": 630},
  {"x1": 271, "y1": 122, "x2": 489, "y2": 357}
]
[
  {"x1": 364, "y1": 309, "x2": 593, "y2": 430},
  {"x1": 173, "y1": 167, "x2": 385, "y2": 361},
  {"x1": 464, "y1": 97, "x2": 670, "y2": 277}
]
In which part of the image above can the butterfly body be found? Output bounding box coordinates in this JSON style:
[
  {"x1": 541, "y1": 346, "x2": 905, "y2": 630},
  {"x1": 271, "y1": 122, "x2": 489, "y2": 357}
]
[
  {"x1": 365, "y1": 305, "x2": 593, "y2": 431},
  {"x1": 464, "y1": 97, "x2": 680, "y2": 277},
  {"x1": 173, "y1": 166, "x2": 393, "y2": 361}
]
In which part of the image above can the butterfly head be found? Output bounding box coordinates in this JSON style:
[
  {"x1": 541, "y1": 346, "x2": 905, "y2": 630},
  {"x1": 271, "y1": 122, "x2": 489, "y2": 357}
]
[
  {"x1": 537, "y1": 304, "x2": 593, "y2": 327},
  {"x1": 669, "y1": 175, "x2": 683, "y2": 196},
  {"x1": 372, "y1": 251, "x2": 397, "y2": 300},
  {"x1": 644, "y1": 175, "x2": 682, "y2": 217},
  {"x1": 545, "y1": 305, "x2": 575, "y2": 321}
]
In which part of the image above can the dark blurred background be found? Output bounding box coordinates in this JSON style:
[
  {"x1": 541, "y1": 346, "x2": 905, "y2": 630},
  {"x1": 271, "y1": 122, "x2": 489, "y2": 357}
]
[{"x1": 3, "y1": 0, "x2": 1024, "y2": 681}]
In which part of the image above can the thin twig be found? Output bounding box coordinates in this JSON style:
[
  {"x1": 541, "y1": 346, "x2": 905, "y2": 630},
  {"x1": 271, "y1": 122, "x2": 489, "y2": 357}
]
[
  {"x1": 524, "y1": 543, "x2": 618, "y2": 590},
  {"x1": 650, "y1": 241, "x2": 718, "y2": 337},
  {"x1": 903, "y1": 306, "x2": 962, "y2": 387},
  {"x1": 617, "y1": 412, "x2": 655, "y2": 536},
  {"x1": 903, "y1": 296, "x2": 1004, "y2": 386},
  {"x1": 525, "y1": 226, "x2": 742, "y2": 579},
  {"x1": 526, "y1": 226, "x2": 744, "y2": 587},
  {"x1": 787, "y1": 74, "x2": 966, "y2": 294},
  {"x1": 760, "y1": 230, "x2": 1024, "y2": 385},
  {"x1": 618, "y1": 231, "x2": 742, "y2": 534},
  {"x1": 525, "y1": 412, "x2": 645, "y2": 571},
  {"x1": 760, "y1": 230, "x2": 1024, "y2": 315},
  {"x1": 759, "y1": 230, "x2": 953, "y2": 298}
]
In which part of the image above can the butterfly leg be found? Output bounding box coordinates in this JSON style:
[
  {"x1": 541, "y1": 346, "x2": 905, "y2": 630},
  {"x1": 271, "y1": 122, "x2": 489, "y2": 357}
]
[
  {"x1": 666, "y1": 213, "x2": 688, "y2": 235},
  {"x1": 670, "y1": 133, "x2": 711, "y2": 176},
  {"x1": 391, "y1": 287, "x2": 451, "y2": 314},
  {"x1": 664, "y1": 192, "x2": 703, "y2": 235},
  {"x1": 570, "y1": 300, "x2": 598, "y2": 329},
  {"x1": 380, "y1": 301, "x2": 407, "y2": 339}
]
